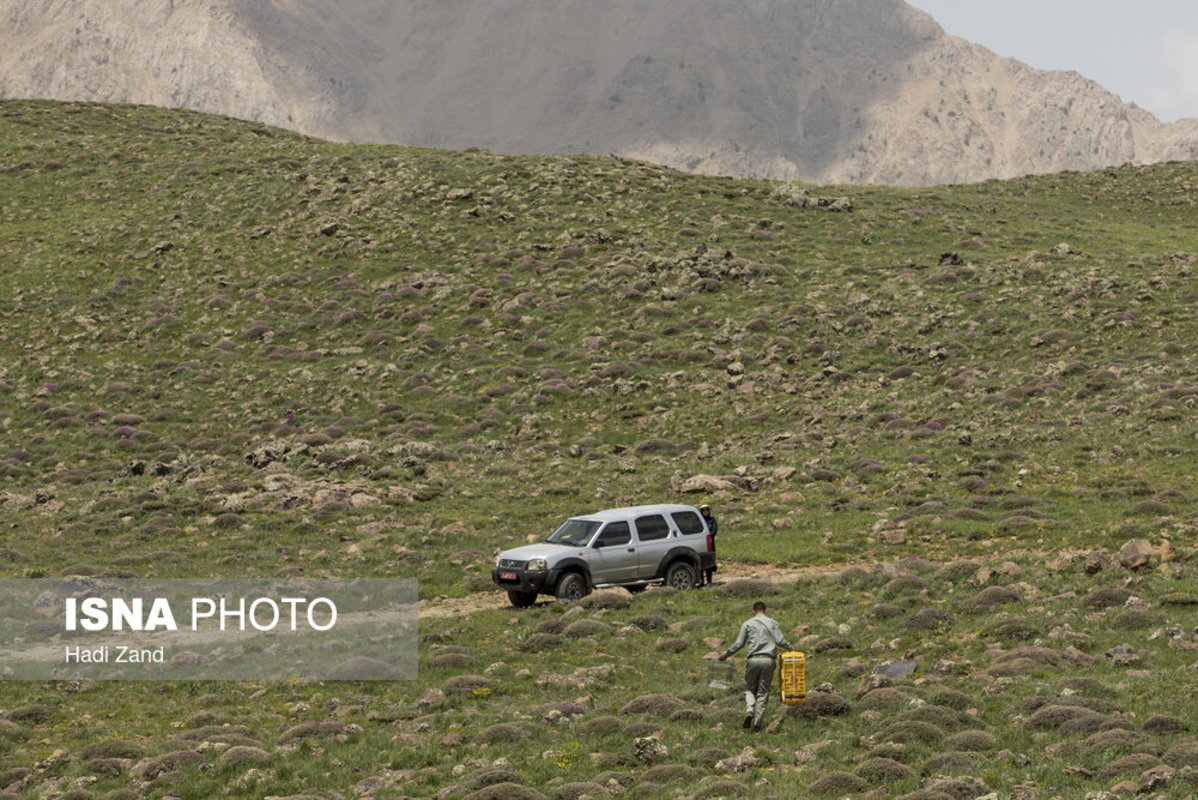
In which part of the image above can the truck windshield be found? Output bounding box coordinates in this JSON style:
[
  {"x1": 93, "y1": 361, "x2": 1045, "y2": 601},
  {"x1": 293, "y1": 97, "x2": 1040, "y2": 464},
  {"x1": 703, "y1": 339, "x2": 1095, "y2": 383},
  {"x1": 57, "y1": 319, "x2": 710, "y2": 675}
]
[{"x1": 546, "y1": 519, "x2": 601, "y2": 546}]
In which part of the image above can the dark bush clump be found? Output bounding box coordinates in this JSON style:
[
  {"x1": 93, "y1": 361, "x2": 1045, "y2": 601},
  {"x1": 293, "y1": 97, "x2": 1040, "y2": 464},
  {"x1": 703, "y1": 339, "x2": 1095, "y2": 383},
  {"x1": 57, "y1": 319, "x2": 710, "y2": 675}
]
[
  {"x1": 943, "y1": 730, "x2": 997, "y2": 751},
  {"x1": 1083, "y1": 587, "x2": 1132, "y2": 609},
  {"x1": 856, "y1": 756, "x2": 914, "y2": 782},
  {"x1": 685, "y1": 747, "x2": 730, "y2": 767},
  {"x1": 520, "y1": 633, "x2": 565, "y2": 652},
  {"x1": 962, "y1": 586, "x2": 1020, "y2": 611},
  {"x1": 82, "y1": 739, "x2": 147, "y2": 760},
  {"x1": 926, "y1": 689, "x2": 972, "y2": 710},
  {"x1": 630, "y1": 614, "x2": 670, "y2": 631},
  {"x1": 878, "y1": 719, "x2": 945, "y2": 745},
  {"x1": 983, "y1": 618, "x2": 1041, "y2": 641},
  {"x1": 1143, "y1": 714, "x2": 1187, "y2": 734},
  {"x1": 788, "y1": 691, "x2": 852, "y2": 719},
  {"x1": 809, "y1": 771, "x2": 868, "y2": 795},
  {"x1": 430, "y1": 653, "x2": 472, "y2": 669},
  {"x1": 921, "y1": 752, "x2": 978, "y2": 776},
  {"x1": 640, "y1": 763, "x2": 699, "y2": 783},
  {"x1": 1058, "y1": 713, "x2": 1113, "y2": 735},
  {"x1": 693, "y1": 780, "x2": 751, "y2": 799},
  {"x1": 1164, "y1": 740, "x2": 1198, "y2": 769},
  {"x1": 870, "y1": 602, "x2": 906, "y2": 619},
  {"x1": 578, "y1": 716, "x2": 622, "y2": 736},
  {"x1": 6, "y1": 704, "x2": 53, "y2": 724},
  {"x1": 720, "y1": 578, "x2": 778, "y2": 597},
  {"x1": 1109, "y1": 609, "x2": 1165, "y2": 630},
  {"x1": 564, "y1": 619, "x2": 609, "y2": 639},
  {"x1": 837, "y1": 567, "x2": 876, "y2": 587},
  {"x1": 1098, "y1": 752, "x2": 1163, "y2": 778},
  {"x1": 463, "y1": 784, "x2": 548, "y2": 800},
  {"x1": 1028, "y1": 704, "x2": 1096, "y2": 729},
  {"x1": 476, "y1": 723, "x2": 532, "y2": 744},
  {"x1": 276, "y1": 721, "x2": 344, "y2": 744},
  {"x1": 857, "y1": 687, "x2": 909, "y2": 709},
  {"x1": 988, "y1": 647, "x2": 1065, "y2": 675},
  {"x1": 895, "y1": 705, "x2": 971, "y2": 732},
  {"x1": 904, "y1": 608, "x2": 954, "y2": 631},
  {"x1": 881, "y1": 576, "x2": 927, "y2": 601},
  {"x1": 933, "y1": 561, "x2": 981, "y2": 583},
  {"x1": 555, "y1": 783, "x2": 608, "y2": 800},
  {"x1": 579, "y1": 592, "x2": 631, "y2": 610},
  {"x1": 813, "y1": 636, "x2": 854, "y2": 653},
  {"x1": 620, "y1": 693, "x2": 683, "y2": 717},
  {"x1": 442, "y1": 674, "x2": 492, "y2": 694}
]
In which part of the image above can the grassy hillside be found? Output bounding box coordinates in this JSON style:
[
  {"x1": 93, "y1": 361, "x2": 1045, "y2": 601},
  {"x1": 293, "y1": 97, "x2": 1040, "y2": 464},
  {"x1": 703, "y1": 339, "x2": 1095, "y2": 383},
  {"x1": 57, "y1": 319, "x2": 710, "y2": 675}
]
[{"x1": 1, "y1": 99, "x2": 1197, "y2": 799}]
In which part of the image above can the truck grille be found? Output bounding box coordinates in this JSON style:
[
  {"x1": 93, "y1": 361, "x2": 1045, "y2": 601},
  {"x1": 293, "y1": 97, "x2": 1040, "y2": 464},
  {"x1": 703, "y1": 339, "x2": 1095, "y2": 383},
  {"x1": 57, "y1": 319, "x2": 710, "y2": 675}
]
[{"x1": 498, "y1": 558, "x2": 527, "y2": 569}]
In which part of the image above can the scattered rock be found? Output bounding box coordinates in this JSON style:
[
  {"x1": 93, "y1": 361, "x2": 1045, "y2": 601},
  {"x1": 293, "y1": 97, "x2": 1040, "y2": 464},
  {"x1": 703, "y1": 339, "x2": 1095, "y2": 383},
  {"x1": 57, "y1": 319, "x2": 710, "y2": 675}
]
[
  {"x1": 874, "y1": 659, "x2": 918, "y2": 679},
  {"x1": 1104, "y1": 644, "x2": 1143, "y2": 666},
  {"x1": 714, "y1": 746, "x2": 759, "y2": 773},
  {"x1": 1118, "y1": 540, "x2": 1153, "y2": 570},
  {"x1": 632, "y1": 736, "x2": 668, "y2": 763}
]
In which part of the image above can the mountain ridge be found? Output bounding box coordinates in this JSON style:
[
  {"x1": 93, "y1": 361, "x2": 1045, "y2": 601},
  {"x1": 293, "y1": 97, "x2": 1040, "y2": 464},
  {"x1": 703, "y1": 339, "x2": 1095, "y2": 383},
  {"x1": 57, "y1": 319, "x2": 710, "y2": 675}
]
[{"x1": 2, "y1": 0, "x2": 1197, "y2": 185}]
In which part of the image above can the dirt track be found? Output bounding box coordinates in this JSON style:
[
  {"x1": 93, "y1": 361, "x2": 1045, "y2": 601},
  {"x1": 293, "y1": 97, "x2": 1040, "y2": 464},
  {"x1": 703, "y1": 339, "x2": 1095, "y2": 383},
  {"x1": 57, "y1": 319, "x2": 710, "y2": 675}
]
[
  {"x1": 416, "y1": 560, "x2": 851, "y2": 620},
  {"x1": 416, "y1": 549, "x2": 1096, "y2": 620}
]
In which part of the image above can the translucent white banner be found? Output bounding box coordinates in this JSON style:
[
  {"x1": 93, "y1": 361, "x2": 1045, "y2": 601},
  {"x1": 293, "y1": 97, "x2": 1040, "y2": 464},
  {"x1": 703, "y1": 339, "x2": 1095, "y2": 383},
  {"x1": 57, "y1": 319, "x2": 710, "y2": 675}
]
[{"x1": 0, "y1": 578, "x2": 417, "y2": 680}]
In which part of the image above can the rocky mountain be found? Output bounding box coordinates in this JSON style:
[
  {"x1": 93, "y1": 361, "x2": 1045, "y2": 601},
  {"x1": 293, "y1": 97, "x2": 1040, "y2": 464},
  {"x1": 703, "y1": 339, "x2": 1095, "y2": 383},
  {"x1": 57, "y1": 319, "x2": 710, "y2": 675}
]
[{"x1": 3, "y1": 0, "x2": 1197, "y2": 185}]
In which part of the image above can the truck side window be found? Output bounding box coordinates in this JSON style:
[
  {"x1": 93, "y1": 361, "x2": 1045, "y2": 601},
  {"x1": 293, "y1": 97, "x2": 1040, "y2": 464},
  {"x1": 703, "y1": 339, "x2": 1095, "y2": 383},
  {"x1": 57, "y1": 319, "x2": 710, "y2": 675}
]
[
  {"x1": 596, "y1": 521, "x2": 631, "y2": 547},
  {"x1": 634, "y1": 514, "x2": 670, "y2": 541},
  {"x1": 671, "y1": 511, "x2": 705, "y2": 535}
]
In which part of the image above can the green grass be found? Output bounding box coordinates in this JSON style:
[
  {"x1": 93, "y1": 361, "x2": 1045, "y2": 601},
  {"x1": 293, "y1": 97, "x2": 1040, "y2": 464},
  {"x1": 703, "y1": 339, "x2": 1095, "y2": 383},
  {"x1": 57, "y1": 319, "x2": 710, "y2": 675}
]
[{"x1": 1, "y1": 99, "x2": 1197, "y2": 798}]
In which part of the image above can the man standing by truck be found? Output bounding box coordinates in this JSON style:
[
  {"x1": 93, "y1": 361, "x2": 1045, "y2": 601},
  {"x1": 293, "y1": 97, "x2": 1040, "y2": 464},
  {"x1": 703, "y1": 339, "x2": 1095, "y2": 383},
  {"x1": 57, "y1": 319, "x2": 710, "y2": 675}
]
[
  {"x1": 718, "y1": 601, "x2": 793, "y2": 732},
  {"x1": 699, "y1": 504, "x2": 717, "y2": 587}
]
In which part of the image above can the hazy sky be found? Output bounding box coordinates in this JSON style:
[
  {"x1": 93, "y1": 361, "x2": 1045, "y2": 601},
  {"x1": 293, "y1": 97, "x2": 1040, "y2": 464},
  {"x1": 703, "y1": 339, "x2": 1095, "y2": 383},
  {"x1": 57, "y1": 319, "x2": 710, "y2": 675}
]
[{"x1": 908, "y1": 1, "x2": 1198, "y2": 122}]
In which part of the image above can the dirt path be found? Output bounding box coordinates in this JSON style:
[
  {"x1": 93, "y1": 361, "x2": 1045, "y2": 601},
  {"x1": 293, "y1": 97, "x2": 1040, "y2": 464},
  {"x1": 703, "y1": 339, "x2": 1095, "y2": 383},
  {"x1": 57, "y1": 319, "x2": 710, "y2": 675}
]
[
  {"x1": 416, "y1": 548, "x2": 1094, "y2": 620},
  {"x1": 416, "y1": 560, "x2": 852, "y2": 619}
]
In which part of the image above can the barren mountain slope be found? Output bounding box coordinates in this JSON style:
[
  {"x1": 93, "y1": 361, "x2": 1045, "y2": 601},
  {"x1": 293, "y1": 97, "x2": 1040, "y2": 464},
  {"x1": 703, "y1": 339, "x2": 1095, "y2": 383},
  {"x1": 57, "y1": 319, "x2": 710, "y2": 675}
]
[{"x1": 2, "y1": 0, "x2": 1196, "y2": 184}]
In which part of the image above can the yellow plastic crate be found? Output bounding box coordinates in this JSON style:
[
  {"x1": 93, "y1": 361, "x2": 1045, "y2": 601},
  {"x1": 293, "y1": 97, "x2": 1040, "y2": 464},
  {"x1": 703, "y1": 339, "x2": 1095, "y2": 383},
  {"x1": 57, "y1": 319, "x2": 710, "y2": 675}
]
[{"x1": 778, "y1": 650, "x2": 806, "y2": 705}]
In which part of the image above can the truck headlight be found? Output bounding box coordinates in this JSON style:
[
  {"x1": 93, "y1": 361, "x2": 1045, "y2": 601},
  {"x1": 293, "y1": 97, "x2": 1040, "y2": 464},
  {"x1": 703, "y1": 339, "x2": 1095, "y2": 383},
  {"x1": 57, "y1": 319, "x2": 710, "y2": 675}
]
[{"x1": 527, "y1": 558, "x2": 548, "y2": 572}]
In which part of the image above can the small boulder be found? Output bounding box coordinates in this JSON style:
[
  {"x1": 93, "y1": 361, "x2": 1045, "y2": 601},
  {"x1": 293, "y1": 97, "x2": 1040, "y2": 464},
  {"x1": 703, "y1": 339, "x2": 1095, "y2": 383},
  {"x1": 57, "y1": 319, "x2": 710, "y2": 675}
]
[{"x1": 1118, "y1": 540, "x2": 1153, "y2": 570}]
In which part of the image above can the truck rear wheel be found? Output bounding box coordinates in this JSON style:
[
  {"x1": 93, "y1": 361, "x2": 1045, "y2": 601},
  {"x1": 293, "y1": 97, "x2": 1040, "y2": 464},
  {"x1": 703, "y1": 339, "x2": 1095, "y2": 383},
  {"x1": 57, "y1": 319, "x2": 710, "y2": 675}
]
[{"x1": 665, "y1": 561, "x2": 697, "y2": 591}]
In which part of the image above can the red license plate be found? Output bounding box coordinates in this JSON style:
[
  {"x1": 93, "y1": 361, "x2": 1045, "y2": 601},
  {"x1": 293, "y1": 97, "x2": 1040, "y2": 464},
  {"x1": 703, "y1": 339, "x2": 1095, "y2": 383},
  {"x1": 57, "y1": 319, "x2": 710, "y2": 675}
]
[{"x1": 500, "y1": 571, "x2": 517, "y2": 581}]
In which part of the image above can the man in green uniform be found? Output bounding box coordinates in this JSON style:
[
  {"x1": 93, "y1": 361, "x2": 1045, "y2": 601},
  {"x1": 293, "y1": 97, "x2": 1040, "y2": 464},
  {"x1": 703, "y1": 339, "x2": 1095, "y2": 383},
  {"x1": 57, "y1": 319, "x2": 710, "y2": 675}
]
[{"x1": 718, "y1": 601, "x2": 794, "y2": 732}]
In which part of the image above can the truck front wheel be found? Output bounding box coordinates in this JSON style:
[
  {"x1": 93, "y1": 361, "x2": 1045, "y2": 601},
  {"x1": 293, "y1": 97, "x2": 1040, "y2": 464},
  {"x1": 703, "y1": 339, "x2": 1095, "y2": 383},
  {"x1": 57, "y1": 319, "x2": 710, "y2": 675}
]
[
  {"x1": 554, "y1": 572, "x2": 589, "y2": 602},
  {"x1": 507, "y1": 590, "x2": 537, "y2": 608}
]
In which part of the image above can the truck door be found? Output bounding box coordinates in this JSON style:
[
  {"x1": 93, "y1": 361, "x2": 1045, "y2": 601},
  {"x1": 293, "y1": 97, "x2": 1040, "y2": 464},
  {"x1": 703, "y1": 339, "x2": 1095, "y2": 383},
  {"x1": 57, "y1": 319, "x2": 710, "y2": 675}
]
[
  {"x1": 587, "y1": 521, "x2": 638, "y2": 584},
  {"x1": 632, "y1": 513, "x2": 672, "y2": 575}
]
